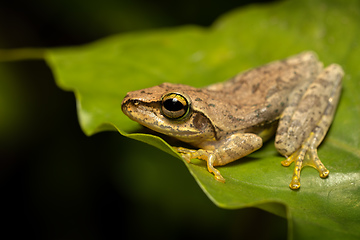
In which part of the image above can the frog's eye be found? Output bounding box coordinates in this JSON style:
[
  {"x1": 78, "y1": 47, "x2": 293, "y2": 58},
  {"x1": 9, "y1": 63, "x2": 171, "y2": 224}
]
[{"x1": 161, "y1": 93, "x2": 190, "y2": 119}]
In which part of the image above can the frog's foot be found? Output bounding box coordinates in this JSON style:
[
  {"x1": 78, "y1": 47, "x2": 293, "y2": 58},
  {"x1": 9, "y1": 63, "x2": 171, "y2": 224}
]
[
  {"x1": 281, "y1": 132, "x2": 329, "y2": 190},
  {"x1": 173, "y1": 147, "x2": 226, "y2": 183}
]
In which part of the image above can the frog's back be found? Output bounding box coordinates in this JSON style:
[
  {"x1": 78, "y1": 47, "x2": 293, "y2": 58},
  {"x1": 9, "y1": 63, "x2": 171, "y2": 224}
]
[
  {"x1": 206, "y1": 52, "x2": 322, "y2": 104},
  {"x1": 194, "y1": 52, "x2": 323, "y2": 135}
]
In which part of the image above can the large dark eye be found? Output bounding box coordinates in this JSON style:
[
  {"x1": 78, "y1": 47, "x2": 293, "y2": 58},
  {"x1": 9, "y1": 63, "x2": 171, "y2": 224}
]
[{"x1": 161, "y1": 93, "x2": 190, "y2": 119}]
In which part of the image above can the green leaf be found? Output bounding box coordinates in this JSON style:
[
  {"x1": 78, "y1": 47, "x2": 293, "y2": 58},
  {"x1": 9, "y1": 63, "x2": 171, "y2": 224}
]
[{"x1": 45, "y1": 0, "x2": 360, "y2": 239}]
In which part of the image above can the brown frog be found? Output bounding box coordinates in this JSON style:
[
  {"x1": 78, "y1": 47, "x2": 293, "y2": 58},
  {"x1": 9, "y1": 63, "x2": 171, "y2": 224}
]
[{"x1": 121, "y1": 52, "x2": 343, "y2": 189}]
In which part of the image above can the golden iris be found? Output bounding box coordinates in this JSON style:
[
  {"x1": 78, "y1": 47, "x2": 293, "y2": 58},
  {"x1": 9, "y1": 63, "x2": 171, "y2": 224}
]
[{"x1": 161, "y1": 93, "x2": 190, "y2": 119}]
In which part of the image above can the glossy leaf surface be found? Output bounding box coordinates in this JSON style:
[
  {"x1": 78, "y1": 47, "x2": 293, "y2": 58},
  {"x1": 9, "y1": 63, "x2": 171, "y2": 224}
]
[{"x1": 46, "y1": 0, "x2": 360, "y2": 239}]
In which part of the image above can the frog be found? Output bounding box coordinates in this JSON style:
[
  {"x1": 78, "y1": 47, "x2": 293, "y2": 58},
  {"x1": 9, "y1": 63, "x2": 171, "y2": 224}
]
[{"x1": 121, "y1": 51, "x2": 344, "y2": 189}]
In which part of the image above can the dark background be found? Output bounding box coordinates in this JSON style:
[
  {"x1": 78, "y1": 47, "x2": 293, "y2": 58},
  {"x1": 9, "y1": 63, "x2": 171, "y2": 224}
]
[{"x1": 0, "y1": 0, "x2": 287, "y2": 239}]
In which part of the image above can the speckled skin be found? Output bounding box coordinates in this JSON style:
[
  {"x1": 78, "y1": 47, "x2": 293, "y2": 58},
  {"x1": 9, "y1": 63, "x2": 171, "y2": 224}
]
[{"x1": 121, "y1": 52, "x2": 343, "y2": 189}]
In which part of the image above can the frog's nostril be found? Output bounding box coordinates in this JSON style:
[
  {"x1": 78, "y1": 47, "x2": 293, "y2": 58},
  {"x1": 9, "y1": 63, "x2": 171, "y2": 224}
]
[{"x1": 133, "y1": 100, "x2": 140, "y2": 106}]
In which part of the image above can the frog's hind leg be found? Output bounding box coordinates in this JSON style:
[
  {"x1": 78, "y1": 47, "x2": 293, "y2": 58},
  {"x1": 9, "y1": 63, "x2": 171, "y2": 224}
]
[
  {"x1": 275, "y1": 64, "x2": 343, "y2": 189},
  {"x1": 281, "y1": 132, "x2": 330, "y2": 189}
]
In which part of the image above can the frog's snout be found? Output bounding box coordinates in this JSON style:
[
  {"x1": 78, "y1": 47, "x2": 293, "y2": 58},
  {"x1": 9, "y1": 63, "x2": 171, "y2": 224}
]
[
  {"x1": 121, "y1": 92, "x2": 131, "y2": 104},
  {"x1": 121, "y1": 94, "x2": 132, "y2": 116}
]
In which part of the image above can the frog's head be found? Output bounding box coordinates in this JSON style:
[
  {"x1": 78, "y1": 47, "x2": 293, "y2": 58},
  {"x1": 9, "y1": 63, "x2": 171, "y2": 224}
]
[{"x1": 121, "y1": 83, "x2": 216, "y2": 143}]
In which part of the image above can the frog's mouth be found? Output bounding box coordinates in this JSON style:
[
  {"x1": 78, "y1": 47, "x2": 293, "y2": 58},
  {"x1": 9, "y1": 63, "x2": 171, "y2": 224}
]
[{"x1": 121, "y1": 99, "x2": 216, "y2": 142}]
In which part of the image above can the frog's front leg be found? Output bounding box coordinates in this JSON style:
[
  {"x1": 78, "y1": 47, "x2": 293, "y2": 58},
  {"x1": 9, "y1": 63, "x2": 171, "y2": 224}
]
[
  {"x1": 275, "y1": 64, "x2": 343, "y2": 189},
  {"x1": 174, "y1": 133, "x2": 263, "y2": 182}
]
